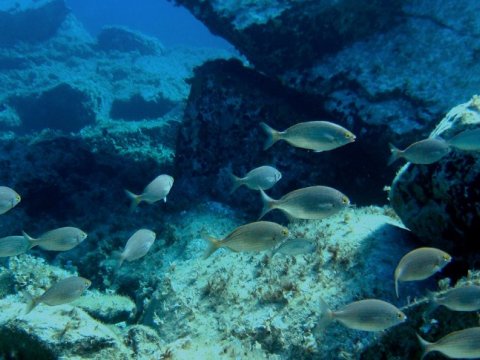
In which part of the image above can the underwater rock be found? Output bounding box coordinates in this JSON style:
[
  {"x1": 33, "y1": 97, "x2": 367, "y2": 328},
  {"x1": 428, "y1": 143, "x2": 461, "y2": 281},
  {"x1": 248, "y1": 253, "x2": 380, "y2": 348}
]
[
  {"x1": 390, "y1": 96, "x2": 480, "y2": 255},
  {"x1": 9, "y1": 83, "x2": 96, "y2": 134},
  {"x1": 137, "y1": 203, "x2": 421, "y2": 358},
  {"x1": 175, "y1": 0, "x2": 480, "y2": 141},
  {"x1": 0, "y1": 297, "x2": 134, "y2": 360},
  {"x1": 74, "y1": 291, "x2": 136, "y2": 324},
  {"x1": 0, "y1": 0, "x2": 68, "y2": 46},
  {"x1": 96, "y1": 26, "x2": 165, "y2": 56},
  {"x1": 175, "y1": 59, "x2": 393, "y2": 208}
]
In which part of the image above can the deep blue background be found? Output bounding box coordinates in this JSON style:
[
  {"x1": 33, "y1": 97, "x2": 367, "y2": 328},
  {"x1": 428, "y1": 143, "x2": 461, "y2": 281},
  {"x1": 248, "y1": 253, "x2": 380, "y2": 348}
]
[{"x1": 65, "y1": 0, "x2": 232, "y2": 48}]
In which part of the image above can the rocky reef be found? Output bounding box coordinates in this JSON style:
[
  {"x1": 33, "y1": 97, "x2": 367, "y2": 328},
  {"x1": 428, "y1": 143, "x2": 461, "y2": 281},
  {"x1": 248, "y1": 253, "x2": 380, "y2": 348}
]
[
  {"x1": 390, "y1": 96, "x2": 480, "y2": 259},
  {"x1": 0, "y1": 0, "x2": 479, "y2": 358},
  {"x1": 173, "y1": 0, "x2": 480, "y2": 206}
]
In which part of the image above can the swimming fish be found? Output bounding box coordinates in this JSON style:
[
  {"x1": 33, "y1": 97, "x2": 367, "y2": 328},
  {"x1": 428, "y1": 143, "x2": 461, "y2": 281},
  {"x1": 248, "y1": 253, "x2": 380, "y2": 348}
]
[
  {"x1": 0, "y1": 236, "x2": 32, "y2": 257},
  {"x1": 116, "y1": 229, "x2": 156, "y2": 269},
  {"x1": 448, "y1": 128, "x2": 480, "y2": 151},
  {"x1": 394, "y1": 247, "x2": 451, "y2": 298},
  {"x1": 22, "y1": 227, "x2": 88, "y2": 251},
  {"x1": 230, "y1": 165, "x2": 282, "y2": 193},
  {"x1": 259, "y1": 186, "x2": 349, "y2": 220},
  {"x1": 273, "y1": 238, "x2": 316, "y2": 256},
  {"x1": 417, "y1": 327, "x2": 480, "y2": 359},
  {"x1": 0, "y1": 186, "x2": 21, "y2": 215},
  {"x1": 125, "y1": 174, "x2": 174, "y2": 210},
  {"x1": 260, "y1": 121, "x2": 355, "y2": 152},
  {"x1": 25, "y1": 276, "x2": 91, "y2": 314},
  {"x1": 317, "y1": 298, "x2": 406, "y2": 332},
  {"x1": 430, "y1": 285, "x2": 480, "y2": 312},
  {"x1": 388, "y1": 138, "x2": 450, "y2": 165},
  {"x1": 202, "y1": 221, "x2": 289, "y2": 259}
]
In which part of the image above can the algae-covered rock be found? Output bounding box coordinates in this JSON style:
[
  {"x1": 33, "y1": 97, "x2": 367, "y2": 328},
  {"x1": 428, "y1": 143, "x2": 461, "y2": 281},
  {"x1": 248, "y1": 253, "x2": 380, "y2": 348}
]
[
  {"x1": 0, "y1": 296, "x2": 131, "y2": 360},
  {"x1": 74, "y1": 291, "x2": 136, "y2": 324},
  {"x1": 390, "y1": 96, "x2": 480, "y2": 255},
  {"x1": 0, "y1": 0, "x2": 68, "y2": 46},
  {"x1": 96, "y1": 26, "x2": 165, "y2": 56},
  {"x1": 138, "y1": 204, "x2": 419, "y2": 358}
]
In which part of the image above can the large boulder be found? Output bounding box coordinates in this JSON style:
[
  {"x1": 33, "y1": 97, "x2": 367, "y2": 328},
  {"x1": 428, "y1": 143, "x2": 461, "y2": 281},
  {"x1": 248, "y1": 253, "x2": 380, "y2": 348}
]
[
  {"x1": 390, "y1": 96, "x2": 480, "y2": 256},
  {"x1": 174, "y1": 0, "x2": 480, "y2": 136},
  {"x1": 173, "y1": 0, "x2": 480, "y2": 207},
  {"x1": 0, "y1": 0, "x2": 68, "y2": 46}
]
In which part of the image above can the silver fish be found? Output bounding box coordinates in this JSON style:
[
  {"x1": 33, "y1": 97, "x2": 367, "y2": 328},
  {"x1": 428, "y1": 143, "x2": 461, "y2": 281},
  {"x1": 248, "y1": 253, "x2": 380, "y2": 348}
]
[
  {"x1": 431, "y1": 285, "x2": 480, "y2": 312},
  {"x1": 116, "y1": 229, "x2": 156, "y2": 269},
  {"x1": 0, "y1": 186, "x2": 21, "y2": 215},
  {"x1": 418, "y1": 327, "x2": 480, "y2": 359},
  {"x1": 125, "y1": 174, "x2": 174, "y2": 210},
  {"x1": 203, "y1": 221, "x2": 289, "y2": 259},
  {"x1": 448, "y1": 128, "x2": 480, "y2": 151},
  {"x1": 260, "y1": 121, "x2": 355, "y2": 152},
  {"x1": 388, "y1": 138, "x2": 450, "y2": 165},
  {"x1": 230, "y1": 165, "x2": 282, "y2": 193},
  {"x1": 259, "y1": 186, "x2": 349, "y2": 220},
  {"x1": 23, "y1": 227, "x2": 88, "y2": 251},
  {"x1": 273, "y1": 238, "x2": 316, "y2": 256},
  {"x1": 0, "y1": 236, "x2": 32, "y2": 257},
  {"x1": 25, "y1": 276, "x2": 91, "y2": 314},
  {"x1": 394, "y1": 247, "x2": 451, "y2": 297},
  {"x1": 318, "y1": 298, "x2": 406, "y2": 332}
]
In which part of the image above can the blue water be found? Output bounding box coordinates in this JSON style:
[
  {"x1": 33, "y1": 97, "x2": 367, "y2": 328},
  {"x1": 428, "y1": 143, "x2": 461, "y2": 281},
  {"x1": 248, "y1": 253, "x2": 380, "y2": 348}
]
[
  {"x1": 65, "y1": 0, "x2": 232, "y2": 48},
  {"x1": 0, "y1": 1, "x2": 479, "y2": 359}
]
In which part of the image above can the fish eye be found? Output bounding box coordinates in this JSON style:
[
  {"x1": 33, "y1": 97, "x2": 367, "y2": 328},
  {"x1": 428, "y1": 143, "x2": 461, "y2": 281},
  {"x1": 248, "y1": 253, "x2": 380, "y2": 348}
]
[
  {"x1": 16, "y1": 195, "x2": 21, "y2": 201},
  {"x1": 342, "y1": 196, "x2": 349, "y2": 204},
  {"x1": 397, "y1": 312, "x2": 404, "y2": 319},
  {"x1": 282, "y1": 228, "x2": 289, "y2": 236},
  {"x1": 443, "y1": 255, "x2": 450, "y2": 262}
]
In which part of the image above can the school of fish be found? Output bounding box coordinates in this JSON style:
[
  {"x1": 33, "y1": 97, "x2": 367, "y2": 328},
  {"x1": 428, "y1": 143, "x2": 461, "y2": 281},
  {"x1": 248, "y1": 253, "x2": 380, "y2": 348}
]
[{"x1": 1, "y1": 120, "x2": 479, "y2": 358}]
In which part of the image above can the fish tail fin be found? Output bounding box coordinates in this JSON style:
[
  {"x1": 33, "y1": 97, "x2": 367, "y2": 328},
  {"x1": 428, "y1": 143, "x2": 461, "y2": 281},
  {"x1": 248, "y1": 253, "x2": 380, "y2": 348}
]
[
  {"x1": 124, "y1": 189, "x2": 141, "y2": 211},
  {"x1": 229, "y1": 172, "x2": 243, "y2": 194},
  {"x1": 24, "y1": 291, "x2": 39, "y2": 314},
  {"x1": 22, "y1": 231, "x2": 38, "y2": 249},
  {"x1": 388, "y1": 143, "x2": 402, "y2": 165},
  {"x1": 416, "y1": 333, "x2": 433, "y2": 360},
  {"x1": 314, "y1": 297, "x2": 334, "y2": 333},
  {"x1": 258, "y1": 189, "x2": 276, "y2": 219},
  {"x1": 260, "y1": 122, "x2": 281, "y2": 150},
  {"x1": 112, "y1": 251, "x2": 125, "y2": 272},
  {"x1": 201, "y1": 231, "x2": 221, "y2": 259}
]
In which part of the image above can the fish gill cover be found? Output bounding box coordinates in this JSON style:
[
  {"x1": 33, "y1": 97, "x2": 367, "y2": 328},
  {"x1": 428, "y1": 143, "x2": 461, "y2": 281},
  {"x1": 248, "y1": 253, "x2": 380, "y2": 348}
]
[{"x1": 0, "y1": 0, "x2": 479, "y2": 359}]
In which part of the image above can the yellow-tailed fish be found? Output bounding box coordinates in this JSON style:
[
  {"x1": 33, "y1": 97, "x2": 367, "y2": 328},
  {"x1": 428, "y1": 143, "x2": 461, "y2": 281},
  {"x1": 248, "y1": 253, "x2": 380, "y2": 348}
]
[
  {"x1": 0, "y1": 236, "x2": 32, "y2": 257},
  {"x1": 0, "y1": 186, "x2": 21, "y2": 215},
  {"x1": 260, "y1": 121, "x2": 355, "y2": 151},
  {"x1": 430, "y1": 285, "x2": 480, "y2": 312},
  {"x1": 394, "y1": 247, "x2": 451, "y2": 298},
  {"x1": 25, "y1": 276, "x2": 91, "y2": 314},
  {"x1": 388, "y1": 138, "x2": 450, "y2": 165},
  {"x1": 116, "y1": 229, "x2": 156, "y2": 270},
  {"x1": 230, "y1": 165, "x2": 282, "y2": 193},
  {"x1": 418, "y1": 327, "x2": 480, "y2": 359},
  {"x1": 125, "y1": 174, "x2": 174, "y2": 210},
  {"x1": 22, "y1": 227, "x2": 88, "y2": 251},
  {"x1": 273, "y1": 238, "x2": 316, "y2": 256},
  {"x1": 448, "y1": 128, "x2": 480, "y2": 151},
  {"x1": 202, "y1": 221, "x2": 289, "y2": 259},
  {"x1": 317, "y1": 298, "x2": 406, "y2": 332},
  {"x1": 259, "y1": 186, "x2": 349, "y2": 220}
]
